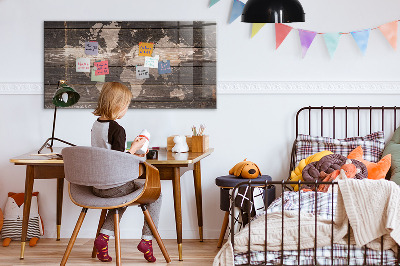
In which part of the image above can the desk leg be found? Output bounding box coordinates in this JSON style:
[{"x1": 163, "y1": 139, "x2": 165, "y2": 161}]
[
  {"x1": 20, "y1": 165, "x2": 35, "y2": 259},
  {"x1": 172, "y1": 167, "x2": 183, "y2": 261},
  {"x1": 56, "y1": 178, "x2": 64, "y2": 241},
  {"x1": 193, "y1": 161, "x2": 203, "y2": 242}
]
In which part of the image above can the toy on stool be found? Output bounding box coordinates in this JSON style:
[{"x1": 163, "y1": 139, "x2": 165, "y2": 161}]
[
  {"x1": 229, "y1": 159, "x2": 261, "y2": 179},
  {"x1": 1, "y1": 192, "x2": 44, "y2": 247}
]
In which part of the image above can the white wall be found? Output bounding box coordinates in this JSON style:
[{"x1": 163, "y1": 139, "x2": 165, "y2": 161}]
[{"x1": 1, "y1": 0, "x2": 400, "y2": 240}]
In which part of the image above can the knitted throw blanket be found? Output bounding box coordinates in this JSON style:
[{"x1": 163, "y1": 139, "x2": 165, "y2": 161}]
[
  {"x1": 335, "y1": 178, "x2": 400, "y2": 251},
  {"x1": 213, "y1": 211, "x2": 341, "y2": 266}
]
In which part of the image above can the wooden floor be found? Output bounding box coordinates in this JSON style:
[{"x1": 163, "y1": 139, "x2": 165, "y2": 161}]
[{"x1": 0, "y1": 239, "x2": 221, "y2": 265}]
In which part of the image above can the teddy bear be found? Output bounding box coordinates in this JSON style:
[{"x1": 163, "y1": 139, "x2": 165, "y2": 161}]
[
  {"x1": 229, "y1": 159, "x2": 261, "y2": 179},
  {"x1": 1, "y1": 192, "x2": 44, "y2": 247},
  {"x1": 172, "y1": 135, "x2": 189, "y2": 153}
]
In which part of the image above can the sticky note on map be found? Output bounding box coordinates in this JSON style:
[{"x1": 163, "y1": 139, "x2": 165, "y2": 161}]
[
  {"x1": 144, "y1": 55, "x2": 160, "y2": 68},
  {"x1": 76, "y1": 58, "x2": 90, "y2": 72},
  {"x1": 136, "y1": 66, "x2": 149, "y2": 79},
  {"x1": 85, "y1": 41, "x2": 98, "y2": 56},
  {"x1": 94, "y1": 60, "x2": 109, "y2": 76},
  {"x1": 91, "y1": 67, "x2": 105, "y2": 82},
  {"x1": 158, "y1": 60, "x2": 172, "y2": 74},
  {"x1": 138, "y1": 42, "x2": 154, "y2": 56}
]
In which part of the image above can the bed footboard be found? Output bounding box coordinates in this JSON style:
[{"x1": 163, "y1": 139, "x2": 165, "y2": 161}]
[{"x1": 230, "y1": 180, "x2": 400, "y2": 266}]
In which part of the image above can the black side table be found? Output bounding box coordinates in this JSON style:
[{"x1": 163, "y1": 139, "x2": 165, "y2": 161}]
[{"x1": 215, "y1": 175, "x2": 275, "y2": 248}]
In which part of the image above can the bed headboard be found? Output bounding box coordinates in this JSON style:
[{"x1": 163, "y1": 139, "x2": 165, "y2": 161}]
[
  {"x1": 295, "y1": 106, "x2": 400, "y2": 138},
  {"x1": 290, "y1": 106, "x2": 400, "y2": 178}
]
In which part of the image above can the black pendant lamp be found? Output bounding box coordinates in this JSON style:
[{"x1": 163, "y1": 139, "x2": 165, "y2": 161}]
[{"x1": 242, "y1": 0, "x2": 305, "y2": 23}]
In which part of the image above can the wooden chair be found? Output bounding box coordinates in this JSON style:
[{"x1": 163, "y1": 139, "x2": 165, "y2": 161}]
[{"x1": 60, "y1": 146, "x2": 171, "y2": 265}]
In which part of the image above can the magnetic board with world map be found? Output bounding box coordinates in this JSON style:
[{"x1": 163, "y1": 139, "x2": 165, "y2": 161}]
[{"x1": 44, "y1": 21, "x2": 216, "y2": 109}]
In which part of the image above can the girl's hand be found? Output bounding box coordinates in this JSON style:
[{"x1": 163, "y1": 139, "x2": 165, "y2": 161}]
[
  {"x1": 129, "y1": 137, "x2": 147, "y2": 154},
  {"x1": 134, "y1": 148, "x2": 149, "y2": 157}
]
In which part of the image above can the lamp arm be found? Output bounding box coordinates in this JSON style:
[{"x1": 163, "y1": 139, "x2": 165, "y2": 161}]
[{"x1": 37, "y1": 105, "x2": 76, "y2": 154}]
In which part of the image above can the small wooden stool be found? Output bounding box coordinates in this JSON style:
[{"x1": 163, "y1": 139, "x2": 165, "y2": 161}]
[{"x1": 215, "y1": 175, "x2": 275, "y2": 248}]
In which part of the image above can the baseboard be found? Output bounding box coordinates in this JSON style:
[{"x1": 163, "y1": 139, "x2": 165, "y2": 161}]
[{"x1": 1, "y1": 81, "x2": 400, "y2": 95}]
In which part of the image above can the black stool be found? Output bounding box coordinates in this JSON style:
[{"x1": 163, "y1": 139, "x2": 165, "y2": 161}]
[{"x1": 215, "y1": 175, "x2": 275, "y2": 248}]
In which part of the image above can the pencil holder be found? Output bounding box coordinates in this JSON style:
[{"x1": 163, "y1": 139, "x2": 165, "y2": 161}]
[{"x1": 191, "y1": 135, "x2": 209, "y2": 153}]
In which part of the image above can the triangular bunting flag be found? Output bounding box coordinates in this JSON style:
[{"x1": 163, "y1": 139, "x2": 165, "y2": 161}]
[
  {"x1": 323, "y1": 33, "x2": 341, "y2": 58},
  {"x1": 378, "y1": 21, "x2": 397, "y2": 50},
  {"x1": 351, "y1": 29, "x2": 370, "y2": 55},
  {"x1": 229, "y1": 0, "x2": 245, "y2": 24},
  {"x1": 275, "y1": 23, "x2": 293, "y2": 49},
  {"x1": 298, "y1": 29, "x2": 317, "y2": 58},
  {"x1": 209, "y1": 0, "x2": 220, "y2": 7},
  {"x1": 251, "y1": 23, "x2": 266, "y2": 38}
]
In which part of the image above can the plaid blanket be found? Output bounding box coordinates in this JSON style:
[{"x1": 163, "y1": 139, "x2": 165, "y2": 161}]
[
  {"x1": 234, "y1": 244, "x2": 397, "y2": 265},
  {"x1": 266, "y1": 190, "x2": 336, "y2": 220},
  {"x1": 234, "y1": 191, "x2": 397, "y2": 265}
]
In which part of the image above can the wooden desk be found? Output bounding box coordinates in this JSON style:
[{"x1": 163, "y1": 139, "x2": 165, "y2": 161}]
[
  {"x1": 9, "y1": 148, "x2": 64, "y2": 259},
  {"x1": 146, "y1": 148, "x2": 213, "y2": 260},
  {"x1": 10, "y1": 147, "x2": 213, "y2": 261}
]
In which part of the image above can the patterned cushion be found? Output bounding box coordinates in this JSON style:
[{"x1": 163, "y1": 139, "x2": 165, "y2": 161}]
[{"x1": 295, "y1": 131, "x2": 385, "y2": 166}]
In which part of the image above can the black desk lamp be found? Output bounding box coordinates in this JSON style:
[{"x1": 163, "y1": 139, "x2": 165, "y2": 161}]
[
  {"x1": 241, "y1": 0, "x2": 305, "y2": 23},
  {"x1": 38, "y1": 80, "x2": 80, "y2": 154}
]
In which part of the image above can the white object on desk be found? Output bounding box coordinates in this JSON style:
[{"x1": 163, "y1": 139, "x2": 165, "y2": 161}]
[{"x1": 172, "y1": 135, "x2": 189, "y2": 153}]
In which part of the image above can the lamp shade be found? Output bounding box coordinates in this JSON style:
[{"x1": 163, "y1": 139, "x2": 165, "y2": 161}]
[
  {"x1": 241, "y1": 0, "x2": 305, "y2": 23},
  {"x1": 52, "y1": 82, "x2": 80, "y2": 107}
]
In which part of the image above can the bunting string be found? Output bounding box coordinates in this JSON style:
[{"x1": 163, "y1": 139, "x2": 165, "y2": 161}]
[{"x1": 288, "y1": 20, "x2": 400, "y2": 35}]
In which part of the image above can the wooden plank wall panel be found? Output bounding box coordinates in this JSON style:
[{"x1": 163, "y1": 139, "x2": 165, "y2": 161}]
[{"x1": 44, "y1": 21, "x2": 216, "y2": 109}]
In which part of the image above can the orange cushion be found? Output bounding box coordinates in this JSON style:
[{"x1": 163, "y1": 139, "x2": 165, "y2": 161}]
[{"x1": 347, "y1": 146, "x2": 391, "y2": 180}]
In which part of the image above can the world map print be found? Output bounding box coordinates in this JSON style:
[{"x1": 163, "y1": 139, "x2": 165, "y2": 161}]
[{"x1": 44, "y1": 21, "x2": 216, "y2": 109}]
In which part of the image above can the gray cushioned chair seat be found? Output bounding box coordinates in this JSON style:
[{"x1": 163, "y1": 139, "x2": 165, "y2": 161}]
[
  {"x1": 69, "y1": 180, "x2": 145, "y2": 208},
  {"x1": 62, "y1": 146, "x2": 144, "y2": 189}
]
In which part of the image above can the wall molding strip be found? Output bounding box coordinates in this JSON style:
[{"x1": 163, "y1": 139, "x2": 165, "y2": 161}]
[
  {"x1": 1, "y1": 81, "x2": 400, "y2": 95},
  {"x1": 218, "y1": 81, "x2": 400, "y2": 94},
  {"x1": 0, "y1": 83, "x2": 43, "y2": 95}
]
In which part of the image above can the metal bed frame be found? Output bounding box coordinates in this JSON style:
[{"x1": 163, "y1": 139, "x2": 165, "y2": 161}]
[{"x1": 230, "y1": 106, "x2": 400, "y2": 266}]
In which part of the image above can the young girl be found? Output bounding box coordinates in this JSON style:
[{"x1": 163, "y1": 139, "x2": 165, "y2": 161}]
[{"x1": 91, "y1": 82, "x2": 162, "y2": 263}]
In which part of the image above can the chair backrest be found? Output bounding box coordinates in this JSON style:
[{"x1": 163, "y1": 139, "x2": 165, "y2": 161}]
[{"x1": 62, "y1": 146, "x2": 145, "y2": 187}]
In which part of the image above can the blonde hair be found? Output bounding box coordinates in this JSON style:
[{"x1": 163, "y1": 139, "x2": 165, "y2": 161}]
[{"x1": 93, "y1": 82, "x2": 133, "y2": 120}]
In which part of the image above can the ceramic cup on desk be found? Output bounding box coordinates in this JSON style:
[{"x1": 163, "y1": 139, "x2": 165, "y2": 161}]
[{"x1": 146, "y1": 150, "x2": 158, "y2": 160}]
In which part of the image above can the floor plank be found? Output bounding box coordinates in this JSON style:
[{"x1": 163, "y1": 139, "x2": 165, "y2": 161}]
[{"x1": 0, "y1": 239, "x2": 221, "y2": 265}]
